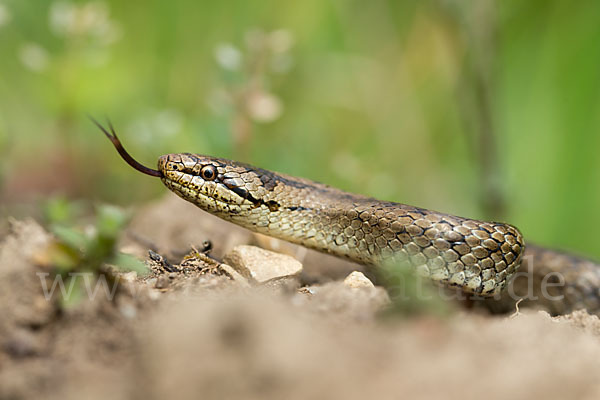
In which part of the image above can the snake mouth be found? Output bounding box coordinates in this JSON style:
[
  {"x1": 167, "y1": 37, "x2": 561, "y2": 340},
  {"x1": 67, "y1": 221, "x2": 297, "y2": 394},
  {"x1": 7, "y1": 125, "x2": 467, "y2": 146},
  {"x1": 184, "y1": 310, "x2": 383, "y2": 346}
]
[{"x1": 161, "y1": 176, "x2": 256, "y2": 219}]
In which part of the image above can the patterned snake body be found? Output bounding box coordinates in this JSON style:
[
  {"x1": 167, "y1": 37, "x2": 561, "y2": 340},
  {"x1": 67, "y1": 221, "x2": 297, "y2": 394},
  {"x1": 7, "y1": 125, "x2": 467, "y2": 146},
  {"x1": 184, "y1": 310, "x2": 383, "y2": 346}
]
[
  {"x1": 93, "y1": 119, "x2": 600, "y2": 314},
  {"x1": 159, "y1": 153, "x2": 524, "y2": 297}
]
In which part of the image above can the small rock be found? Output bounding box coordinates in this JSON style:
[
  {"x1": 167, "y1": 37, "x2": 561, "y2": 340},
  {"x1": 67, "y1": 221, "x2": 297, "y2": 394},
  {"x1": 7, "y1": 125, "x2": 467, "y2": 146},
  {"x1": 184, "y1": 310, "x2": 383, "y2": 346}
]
[
  {"x1": 262, "y1": 276, "x2": 301, "y2": 292},
  {"x1": 155, "y1": 275, "x2": 171, "y2": 289},
  {"x1": 224, "y1": 245, "x2": 303, "y2": 284},
  {"x1": 148, "y1": 289, "x2": 161, "y2": 301},
  {"x1": 343, "y1": 271, "x2": 374, "y2": 289},
  {"x1": 119, "y1": 303, "x2": 137, "y2": 319},
  {"x1": 3, "y1": 329, "x2": 43, "y2": 358},
  {"x1": 121, "y1": 271, "x2": 138, "y2": 282},
  {"x1": 218, "y1": 263, "x2": 251, "y2": 288}
]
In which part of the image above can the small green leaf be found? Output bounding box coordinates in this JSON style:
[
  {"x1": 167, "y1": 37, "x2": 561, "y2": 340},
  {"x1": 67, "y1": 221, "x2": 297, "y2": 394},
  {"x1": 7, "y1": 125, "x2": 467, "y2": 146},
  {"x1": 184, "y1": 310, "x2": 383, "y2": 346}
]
[
  {"x1": 35, "y1": 242, "x2": 81, "y2": 273},
  {"x1": 377, "y1": 260, "x2": 453, "y2": 318},
  {"x1": 49, "y1": 242, "x2": 82, "y2": 273},
  {"x1": 96, "y1": 204, "x2": 129, "y2": 237},
  {"x1": 44, "y1": 196, "x2": 84, "y2": 226},
  {"x1": 111, "y1": 253, "x2": 150, "y2": 276},
  {"x1": 51, "y1": 225, "x2": 89, "y2": 251}
]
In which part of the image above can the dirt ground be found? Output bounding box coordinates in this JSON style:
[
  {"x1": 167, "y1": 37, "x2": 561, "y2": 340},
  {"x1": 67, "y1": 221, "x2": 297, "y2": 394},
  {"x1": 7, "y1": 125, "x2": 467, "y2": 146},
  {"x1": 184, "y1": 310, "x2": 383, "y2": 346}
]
[{"x1": 2, "y1": 193, "x2": 600, "y2": 400}]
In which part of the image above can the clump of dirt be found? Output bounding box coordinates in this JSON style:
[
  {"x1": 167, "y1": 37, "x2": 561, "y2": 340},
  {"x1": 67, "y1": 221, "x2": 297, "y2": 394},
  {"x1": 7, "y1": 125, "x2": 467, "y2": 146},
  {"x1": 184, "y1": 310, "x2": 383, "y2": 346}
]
[
  {"x1": 2, "y1": 194, "x2": 600, "y2": 400},
  {"x1": 0, "y1": 219, "x2": 144, "y2": 399}
]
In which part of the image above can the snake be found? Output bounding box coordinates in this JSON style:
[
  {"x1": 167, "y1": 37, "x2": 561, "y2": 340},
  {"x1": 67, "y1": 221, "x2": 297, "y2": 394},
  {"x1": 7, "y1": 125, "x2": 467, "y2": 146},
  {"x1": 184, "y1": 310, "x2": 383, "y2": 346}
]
[{"x1": 93, "y1": 118, "x2": 600, "y2": 315}]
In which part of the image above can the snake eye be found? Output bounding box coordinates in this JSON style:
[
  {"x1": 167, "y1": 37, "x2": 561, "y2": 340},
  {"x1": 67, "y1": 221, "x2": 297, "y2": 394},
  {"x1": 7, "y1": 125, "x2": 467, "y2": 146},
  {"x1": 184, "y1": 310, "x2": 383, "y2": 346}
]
[{"x1": 200, "y1": 165, "x2": 217, "y2": 181}]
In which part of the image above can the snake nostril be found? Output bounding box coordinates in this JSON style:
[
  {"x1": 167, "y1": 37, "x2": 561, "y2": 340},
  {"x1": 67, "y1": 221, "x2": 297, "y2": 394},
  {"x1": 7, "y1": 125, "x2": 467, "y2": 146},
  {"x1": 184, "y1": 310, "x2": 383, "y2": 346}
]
[{"x1": 158, "y1": 154, "x2": 181, "y2": 174}]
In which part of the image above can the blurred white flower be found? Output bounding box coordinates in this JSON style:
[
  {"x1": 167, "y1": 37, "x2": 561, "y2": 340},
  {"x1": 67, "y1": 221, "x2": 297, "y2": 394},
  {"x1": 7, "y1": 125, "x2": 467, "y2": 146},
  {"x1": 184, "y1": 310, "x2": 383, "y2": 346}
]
[
  {"x1": 268, "y1": 29, "x2": 293, "y2": 53},
  {"x1": 49, "y1": 1, "x2": 74, "y2": 35},
  {"x1": 19, "y1": 43, "x2": 49, "y2": 72},
  {"x1": 0, "y1": 3, "x2": 11, "y2": 27},
  {"x1": 210, "y1": 27, "x2": 294, "y2": 125},
  {"x1": 49, "y1": 1, "x2": 121, "y2": 44},
  {"x1": 214, "y1": 43, "x2": 242, "y2": 71},
  {"x1": 245, "y1": 28, "x2": 294, "y2": 55},
  {"x1": 246, "y1": 91, "x2": 282, "y2": 123},
  {"x1": 244, "y1": 28, "x2": 267, "y2": 51}
]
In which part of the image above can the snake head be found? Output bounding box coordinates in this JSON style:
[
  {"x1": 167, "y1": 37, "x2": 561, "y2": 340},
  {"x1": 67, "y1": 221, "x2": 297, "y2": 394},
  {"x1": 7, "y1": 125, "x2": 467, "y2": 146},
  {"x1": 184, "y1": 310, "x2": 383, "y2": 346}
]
[{"x1": 158, "y1": 153, "x2": 279, "y2": 217}]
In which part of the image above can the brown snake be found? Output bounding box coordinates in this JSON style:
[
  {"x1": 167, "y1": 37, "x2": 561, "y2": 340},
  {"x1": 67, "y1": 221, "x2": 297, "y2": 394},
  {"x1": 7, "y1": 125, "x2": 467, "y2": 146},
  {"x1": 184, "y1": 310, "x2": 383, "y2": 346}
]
[{"x1": 94, "y1": 119, "x2": 600, "y2": 315}]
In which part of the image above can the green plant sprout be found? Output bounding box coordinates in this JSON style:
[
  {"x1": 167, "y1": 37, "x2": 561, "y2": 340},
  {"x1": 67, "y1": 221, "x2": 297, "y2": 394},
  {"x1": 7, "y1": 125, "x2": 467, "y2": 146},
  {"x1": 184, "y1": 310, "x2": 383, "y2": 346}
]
[{"x1": 40, "y1": 198, "x2": 148, "y2": 307}]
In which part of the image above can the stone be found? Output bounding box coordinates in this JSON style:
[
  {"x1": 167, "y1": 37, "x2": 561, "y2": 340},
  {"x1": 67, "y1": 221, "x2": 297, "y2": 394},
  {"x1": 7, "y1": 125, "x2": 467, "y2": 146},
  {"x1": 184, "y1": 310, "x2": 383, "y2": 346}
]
[
  {"x1": 343, "y1": 271, "x2": 375, "y2": 289},
  {"x1": 155, "y1": 275, "x2": 170, "y2": 289},
  {"x1": 121, "y1": 271, "x2": 138, "y2": 282},
  {"x1": 218, "y1": 263, "x2": 251, "y2": 288},
  {"x1": 224, "y1": 245, "x2": 303, "y2": 284}
]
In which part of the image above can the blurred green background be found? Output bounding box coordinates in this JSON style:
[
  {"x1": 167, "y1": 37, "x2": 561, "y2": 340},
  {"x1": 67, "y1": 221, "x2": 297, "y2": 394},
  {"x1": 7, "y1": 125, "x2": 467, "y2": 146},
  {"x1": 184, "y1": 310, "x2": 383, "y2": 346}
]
[{"x1": 1, "y1": 0, "x2": 599, "y2": 258}]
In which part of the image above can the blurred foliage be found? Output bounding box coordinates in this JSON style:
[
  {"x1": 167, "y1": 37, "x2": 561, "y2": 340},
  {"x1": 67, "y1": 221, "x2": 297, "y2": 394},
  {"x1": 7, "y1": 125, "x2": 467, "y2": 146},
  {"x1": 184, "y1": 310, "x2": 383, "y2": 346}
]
[
  {"x1": 38, "y1": 200, "x2": 148, "y2": 307},
  {"x1": 43, "y1": 195, "x2": 86, "y2": 226},
  {"x1": 1, "y1": 0, "x2": 600, "y2": 259},
  {"x1": 377, "y1": 260, "x2": 454, "y2": 318}
]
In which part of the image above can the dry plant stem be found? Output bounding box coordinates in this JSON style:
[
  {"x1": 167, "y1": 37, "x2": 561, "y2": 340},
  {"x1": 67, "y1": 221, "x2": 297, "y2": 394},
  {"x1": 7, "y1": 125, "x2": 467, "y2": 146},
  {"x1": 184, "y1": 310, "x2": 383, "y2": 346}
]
[{"x1": 449, "y1": 0, "x2": 506, "y2": 220}]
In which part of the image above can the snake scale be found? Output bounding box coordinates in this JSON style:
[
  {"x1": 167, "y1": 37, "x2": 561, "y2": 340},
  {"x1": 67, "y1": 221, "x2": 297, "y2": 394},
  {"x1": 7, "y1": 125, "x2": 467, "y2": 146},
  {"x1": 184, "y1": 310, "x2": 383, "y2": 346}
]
[{"x1": 94, "y1": 119, "x2": 600, "y2": 315}]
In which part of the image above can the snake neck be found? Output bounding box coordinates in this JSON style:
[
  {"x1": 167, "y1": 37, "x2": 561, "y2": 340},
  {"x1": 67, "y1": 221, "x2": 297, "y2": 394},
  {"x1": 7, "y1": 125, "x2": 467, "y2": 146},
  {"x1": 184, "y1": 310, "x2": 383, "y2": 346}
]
[{"x1": 159, "y1": 153, "x2": 525, "y2": 297}]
